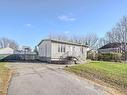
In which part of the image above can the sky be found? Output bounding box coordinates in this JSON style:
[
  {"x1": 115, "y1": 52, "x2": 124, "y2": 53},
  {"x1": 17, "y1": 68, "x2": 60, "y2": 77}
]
[{"x1": 0, "y1": 0, "x2": 127, "y2": 48}]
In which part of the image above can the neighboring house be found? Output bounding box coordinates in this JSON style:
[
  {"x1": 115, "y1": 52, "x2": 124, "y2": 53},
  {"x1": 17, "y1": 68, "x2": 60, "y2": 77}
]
[
  {"x1": 0, "y1": 47, "x2": 14, "y2": 54},
  {"x1": 37, "y1": 39, "x2": 88, "y2": 63},
  {"x1": 15, "y1": 46, "x2": 34, "y2": 55},
  {"x1": 0, "y1": 47, "x2": 15, "y2": 61},
  {"x1": 98, "y1": 42, "x2": 127, "y2": 61},
  {"x1": 0, "y1": 46, "x2": 33, "y2": 55},
  {"x1": 98, "y1": 43, "x2": 124, "y2": 54},
  {"x1": 0, "y1": 47, "x2": 37, "y2": 61},
  {"x1": 14, "y1": 46, "x2": 37, "y2": 61},
  {"x1": 22, "y1": 46, "x2": 32, "y2": 52}
]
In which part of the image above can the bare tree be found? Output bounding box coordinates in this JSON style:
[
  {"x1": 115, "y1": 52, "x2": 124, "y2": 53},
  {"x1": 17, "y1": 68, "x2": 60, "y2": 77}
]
[
  {"x1": 48, "y1": 33, "x2": 98, "y2": 49},
  {"x1": 0, "y1": 38, "x2": 19, "y2": 50},
  {"x1": 103, "y1": 16, "x2": 127, "y2": 60},
  {"x1": 106, "y1": 16, "x2": 127, "y2": 43},
  {"x1": 48, "y1": 33, "x2": 69, "y2": 41},
  {"x1": 69, "y1": 35, "x2": 82, "y2": 43},
  {"x1": 34, "y1": 46, "x2": 38, "y2": 55},
  {"x1": 98, "y1": 38, "x2": 108, "y2": 48},
  {"x1": 81, "y1": 33, "x2": 98, "y2": 49}
]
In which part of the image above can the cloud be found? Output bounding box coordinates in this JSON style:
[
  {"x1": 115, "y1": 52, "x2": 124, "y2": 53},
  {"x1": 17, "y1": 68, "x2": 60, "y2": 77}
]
[
  {"x1": 58, "y1": 15, "x2": 76, "y2": 22},
  {"x1": 26, "y1": 24, "x2": 32, "y2": 27}
]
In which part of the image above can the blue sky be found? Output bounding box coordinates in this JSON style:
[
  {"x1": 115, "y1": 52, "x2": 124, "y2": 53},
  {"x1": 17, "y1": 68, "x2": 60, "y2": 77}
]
[{"x1": 0, "y1": 0, "x2": 127, "y2": 48}]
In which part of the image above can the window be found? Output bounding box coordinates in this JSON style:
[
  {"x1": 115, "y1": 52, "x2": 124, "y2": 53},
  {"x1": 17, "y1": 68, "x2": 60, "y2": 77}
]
[
  {"x1": 63, "y1": 45, "x2": 66, "y2": 52},
  {"x1": 58, "y1": 44, "x2": 66, "y2": 52},
  {"x1": 73, "y1": 46, "x2": 75, "y2": 52},
  {"x1": 61, "y1": 45, "x2": 63, "y2": 52},
  {"x1": 81, "y1": 47, "x2": 84, "y2": 53},
  {"x1": 58, "y1": 45, "x2": 60, "y2": 52},
  {"x1": 62, "y1": 45, "x2": 66, "y2": 52}
]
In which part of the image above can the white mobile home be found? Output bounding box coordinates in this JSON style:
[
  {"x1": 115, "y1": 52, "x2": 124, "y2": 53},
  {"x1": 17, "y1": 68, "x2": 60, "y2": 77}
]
[{"x1": 38, "y1": 39, "x2": 88, "y2": 63}]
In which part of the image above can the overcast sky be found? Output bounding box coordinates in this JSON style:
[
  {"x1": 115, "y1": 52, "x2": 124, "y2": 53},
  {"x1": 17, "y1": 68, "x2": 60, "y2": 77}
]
[{"x1": 0, "y1": 0, "x2": 127, "y2": 47}]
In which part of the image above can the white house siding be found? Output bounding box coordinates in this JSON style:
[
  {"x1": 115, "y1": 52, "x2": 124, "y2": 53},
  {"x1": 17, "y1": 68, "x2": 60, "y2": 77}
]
[
  {"x1": 82, "y1": 47, "x2": 87, "y2": 60},
  {"x1": 51, "y1": 42, "x2": 87, "y2": 60},
  {"x1": 38, "y1": 40, "x2": 51, "y2": 62},
  {"x1": 98, "y1": 48, "x2": 120, "y2": 54},
  {"x1": 38, "y1": 39, "x2": 87, "y2": 63},
  {"x1": 51, "y1": 42, "x2": 65, "y2": 60}
]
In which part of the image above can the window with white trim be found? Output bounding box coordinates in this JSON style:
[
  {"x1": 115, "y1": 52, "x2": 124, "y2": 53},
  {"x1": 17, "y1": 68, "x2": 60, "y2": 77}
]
[
  {"x1": 58, "y1": 44, "x2": 66, "y2": 52},
  {"x1": 58, "y1": 45, "x2": 60, "y2": 52}
]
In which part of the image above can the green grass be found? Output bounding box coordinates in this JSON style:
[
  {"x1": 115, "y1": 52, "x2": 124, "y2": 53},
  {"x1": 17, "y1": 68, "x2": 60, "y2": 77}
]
[
  {"x1": 65, "y1": 61, "x2": 127, "y2": 94},
  {"x1": 0, "y1": 63, "x2": 10, "y2": 94}
]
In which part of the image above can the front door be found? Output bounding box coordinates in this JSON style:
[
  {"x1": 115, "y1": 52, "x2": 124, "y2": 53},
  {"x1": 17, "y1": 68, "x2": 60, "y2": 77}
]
[{"x1": 72, "y1": 46, "x2": 75, "y2": 55}]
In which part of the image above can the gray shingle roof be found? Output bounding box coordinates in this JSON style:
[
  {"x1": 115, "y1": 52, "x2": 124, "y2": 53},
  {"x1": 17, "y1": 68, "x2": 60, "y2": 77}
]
[{"x1": 99, "y1": 42, "x2": 122, "y2": 49}]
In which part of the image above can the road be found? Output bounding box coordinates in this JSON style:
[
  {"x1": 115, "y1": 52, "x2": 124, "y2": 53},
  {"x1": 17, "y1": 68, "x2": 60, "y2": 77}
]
[{"x1": 7, "y1": 62, "x2": 112, "y2": 95}]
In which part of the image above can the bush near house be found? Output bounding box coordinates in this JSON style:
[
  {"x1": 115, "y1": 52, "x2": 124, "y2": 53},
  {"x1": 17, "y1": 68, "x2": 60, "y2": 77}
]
[
  {"x1": 87, "y1": 52, "x2": 122, "y2": 62},
  {"x1": 65, "y1": 61, "x2": 127, "y2": 95},
  {"x1": 98, "y1": 53, "x2": 122, "y2": 62},
  {"x1": 87, "y1": 51, "x2": 97, "y2": 60}
]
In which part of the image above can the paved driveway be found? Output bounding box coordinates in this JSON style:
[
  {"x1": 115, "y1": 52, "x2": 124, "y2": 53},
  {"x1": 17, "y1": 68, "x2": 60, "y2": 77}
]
[{"x1": 7, "y1": 62, "x2": 112, "y2": 95}]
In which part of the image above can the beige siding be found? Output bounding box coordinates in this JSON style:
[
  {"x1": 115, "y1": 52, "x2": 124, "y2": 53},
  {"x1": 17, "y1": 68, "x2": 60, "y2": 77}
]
[
  {"x1": 51, "y1": 42, "x2": 87, "y2": 60},
  {"x1": 51, "y1": 42, "x2": 65, "y2": 59},
  {"x1": 83, "y1": 47, "x2": 87, "y2": 60},
  {"x1": 38, "y1": 40, "x2": 87, "y2": 61},
  {"x1": 38, "y1": 40, "x2": 51, "y2": 57}
]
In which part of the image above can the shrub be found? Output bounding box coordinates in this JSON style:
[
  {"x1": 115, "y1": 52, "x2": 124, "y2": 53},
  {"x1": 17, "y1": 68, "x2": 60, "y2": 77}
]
[
  {"x1": 112, "y1": 53, "x2": 122, "y2": 62},
  {"x1": 97, "y1": 53, "x2": 122, "y2": 62},
  {"x1": 87, "y1": 51, "x2": 97, "y2": 60}
]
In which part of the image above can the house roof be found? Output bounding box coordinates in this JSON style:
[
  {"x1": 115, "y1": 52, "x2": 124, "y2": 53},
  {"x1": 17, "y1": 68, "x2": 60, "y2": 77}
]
[
  {"x1": 38, "y1": 39, "x2": 88, "y2": 47},
  {"x1": 99, "y1": 42, "x2": 122, "y2": 49},
  {"x1": 0, "y1": 47, "x2": 13, "y2": 50},
  {"x1": 0, "y1": 47, "x2": 14, "y2": 54}
]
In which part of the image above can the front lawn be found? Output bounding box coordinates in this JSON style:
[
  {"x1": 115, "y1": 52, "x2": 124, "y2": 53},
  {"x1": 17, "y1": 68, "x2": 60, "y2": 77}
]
[
  {"x1": 65, "y1": 61, "x2": 127, "y2": 94},
  {"x1": 0, "y1": 63, "x2": 11, "y2": 95}
]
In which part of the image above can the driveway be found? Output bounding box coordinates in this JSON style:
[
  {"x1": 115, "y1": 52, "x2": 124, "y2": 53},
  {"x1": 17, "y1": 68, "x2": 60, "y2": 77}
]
[{"x1": 7, "y1": 62, "x2": 112, "y2": 95}]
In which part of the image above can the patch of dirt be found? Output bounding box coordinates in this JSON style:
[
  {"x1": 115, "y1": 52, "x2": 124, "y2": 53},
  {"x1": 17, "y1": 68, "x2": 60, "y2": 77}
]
[{"x1": 0, "y1": 68, "x2": 13, "y2": 95}]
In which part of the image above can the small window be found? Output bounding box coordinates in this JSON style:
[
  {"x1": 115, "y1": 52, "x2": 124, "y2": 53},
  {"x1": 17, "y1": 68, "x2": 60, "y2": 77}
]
[
  {"x1": 63, "y1": 45, "x2": 66, "y2": 52},
  {"x1": 61, "y1": 45, "x2": 63, "y2": 52},
  {"x1": 80, "y1": 47, "x2": 83, "y2": 53},
  {"x1": 81, "y1": 47, "x2": 84, "y2": 53},
  {"x1": 58, "y1": 45, "x2": 66, "y2": 52},
  {"x1": 58, "y1": 45, "x2": 60, "y2": 52}
]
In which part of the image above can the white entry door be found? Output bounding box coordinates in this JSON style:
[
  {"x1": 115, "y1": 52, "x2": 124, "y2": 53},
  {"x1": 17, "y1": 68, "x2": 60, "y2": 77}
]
[
  {"x1": 69, "y1": 46, "x2": 75, "y2": 56},
  {"x1": 69, "y1": 46, "x2": 72, "y2": 56},
  {"x1": 72, "y1": 46, "x2": 75, "y2": 55}
]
